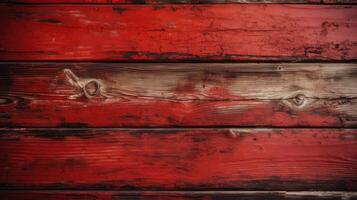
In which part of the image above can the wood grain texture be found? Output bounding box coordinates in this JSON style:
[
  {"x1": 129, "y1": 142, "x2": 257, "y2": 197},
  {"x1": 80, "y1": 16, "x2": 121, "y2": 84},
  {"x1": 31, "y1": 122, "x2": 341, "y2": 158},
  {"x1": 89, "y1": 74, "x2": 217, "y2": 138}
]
[
  {"x1": 0, "y1": 5, "x2": 356, "y2": 61},
  {"x1": 1, "y1": 191, "x2": 357, "y2": 200},
  {"x1": 1, "y1": 63, "x2": 356, "y2": 127},
  {"x1": 0, "y1": 128, "x2": 356, "y2": 190},
  {"x1": 4, "y1": 0, "x2": 357, "y2": 4}
]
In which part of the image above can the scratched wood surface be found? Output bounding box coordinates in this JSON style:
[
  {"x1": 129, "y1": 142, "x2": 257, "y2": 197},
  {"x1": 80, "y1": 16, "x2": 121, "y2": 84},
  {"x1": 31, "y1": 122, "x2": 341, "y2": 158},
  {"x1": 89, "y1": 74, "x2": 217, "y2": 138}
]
[
  {"x1": 0, "y1": 128, "x2": 356, "y2": 190},
  {"x1": 1, "y1": 63, "x2": 356, "y2": 127},
  {"x1": 5, "y1": 0, "x2": 357, "y2": 4},
  {"x1": 1, "y1": 191, "x2": 357, "y2": 200},
  {"x1": 0, "y1": 5, "x2": 356, "y2": 61}
]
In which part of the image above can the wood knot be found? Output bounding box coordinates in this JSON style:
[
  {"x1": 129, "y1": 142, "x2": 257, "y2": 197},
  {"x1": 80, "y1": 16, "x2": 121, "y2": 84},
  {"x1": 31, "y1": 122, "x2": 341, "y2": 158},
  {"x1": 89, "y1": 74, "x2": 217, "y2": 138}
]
[
  {"x1": 84, "y1": 80, "x2": 100, "y2": 98},
  {"x1": 64, "y1": 68, "x2": 105, "y2": 99},
  {"x1": 293, "y1": 94, "x2": 306, "y2": 106}
]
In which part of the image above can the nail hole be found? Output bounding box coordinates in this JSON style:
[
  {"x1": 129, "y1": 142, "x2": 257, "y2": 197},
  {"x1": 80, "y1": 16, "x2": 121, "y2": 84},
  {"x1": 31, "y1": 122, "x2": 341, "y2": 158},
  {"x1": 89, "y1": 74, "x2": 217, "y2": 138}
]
[
  {"x1": 277, "y1": 65, "x2": 284, "y2": 71},
  {"x1": 84, "y1": 80, "x2": 100, "y2": 97}
]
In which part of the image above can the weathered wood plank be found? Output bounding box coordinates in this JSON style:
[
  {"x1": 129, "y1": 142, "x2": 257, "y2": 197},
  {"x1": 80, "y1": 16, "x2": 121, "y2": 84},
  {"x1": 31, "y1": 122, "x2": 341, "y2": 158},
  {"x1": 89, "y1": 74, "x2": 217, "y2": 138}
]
[
  {"x1": 1, "y1": 191, "x2": 357, "y2": 200},
  {"x1": 1, "y1": 63, "x2": 356, "y2": 127},
  {"x1": 0, "y1": 128, "x2": 356, "y2": 190},
  {"x1": 0, "y1": 5, "x2": 356, "y2": 61},
  {"x1": 4, "y1": 0, "x2": 357, "y2": 4}
]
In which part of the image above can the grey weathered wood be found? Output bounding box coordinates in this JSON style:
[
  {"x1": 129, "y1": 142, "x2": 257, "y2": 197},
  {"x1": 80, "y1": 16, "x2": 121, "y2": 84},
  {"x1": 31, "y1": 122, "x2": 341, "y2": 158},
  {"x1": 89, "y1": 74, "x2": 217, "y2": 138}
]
[{"x1": 1, "y1": 63, "x2": 356, "y2": 100}]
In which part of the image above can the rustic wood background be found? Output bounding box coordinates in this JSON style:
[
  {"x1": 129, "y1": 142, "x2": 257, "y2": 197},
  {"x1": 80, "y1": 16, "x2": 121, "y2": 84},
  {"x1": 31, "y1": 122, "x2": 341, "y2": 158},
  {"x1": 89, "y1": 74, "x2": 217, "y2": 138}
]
[{"x1": 0, "y1": 0, "x2": 356, "y2": 199}]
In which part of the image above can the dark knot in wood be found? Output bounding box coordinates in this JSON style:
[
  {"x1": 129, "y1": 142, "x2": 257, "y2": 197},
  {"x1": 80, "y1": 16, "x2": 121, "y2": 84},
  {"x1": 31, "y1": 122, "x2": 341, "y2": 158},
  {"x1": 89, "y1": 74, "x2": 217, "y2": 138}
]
[
  {"x1": 84, "y1": 80, "x2": 100, "y2": 98},
  {"x1": 293, "y1": 94, "x2": 306, "y2": 106}
]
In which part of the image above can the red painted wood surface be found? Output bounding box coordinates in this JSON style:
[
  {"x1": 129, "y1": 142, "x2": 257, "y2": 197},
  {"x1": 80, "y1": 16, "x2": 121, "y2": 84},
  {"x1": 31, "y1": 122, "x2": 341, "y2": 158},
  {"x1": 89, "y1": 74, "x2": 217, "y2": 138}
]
[
  {"x1": 2, "y1": 191, "x2": 357, "y2": 200},
  {"x1": 1, "y1": 0, "x2": 356, "y2": 197},
  {"x1": 1, "y1": 63, "x2": 356, "y2": 127},
  {"x1": 0, "y1": 128, "x2": 356, "y2": 190},
  {"x1": 0, "y1": 5, "x2": 356, "y2": 61}
]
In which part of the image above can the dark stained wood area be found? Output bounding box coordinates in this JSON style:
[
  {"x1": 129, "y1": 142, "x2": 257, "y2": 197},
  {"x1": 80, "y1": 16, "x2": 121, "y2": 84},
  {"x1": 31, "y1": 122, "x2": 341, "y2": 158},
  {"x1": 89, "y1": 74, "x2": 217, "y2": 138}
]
[
  {"x1": 0, "y1": 128, "x2": 356, "y2": 190},
  {"x1": 1, "y1": 191, "x2": 357, "y2": 200},
  {"x1": 1, "y1": 63, "x2": 356, "y2": 127},
  {"x1": 0, "y1": 4, "x2": 356, "y2": 61}
]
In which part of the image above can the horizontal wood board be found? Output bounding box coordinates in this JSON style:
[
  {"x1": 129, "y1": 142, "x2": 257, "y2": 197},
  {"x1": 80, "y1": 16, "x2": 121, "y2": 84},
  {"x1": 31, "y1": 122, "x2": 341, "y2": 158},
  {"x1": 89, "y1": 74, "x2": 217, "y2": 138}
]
[
  {"x1": 0, "y1": 4, "x2": 356, "y2": 61},
  {"x1": 0, "y1": 128, "x2": 356, "y2": 190},
  {"x1": 1, "y1": 63, "x2": 356, "y2": 127}
]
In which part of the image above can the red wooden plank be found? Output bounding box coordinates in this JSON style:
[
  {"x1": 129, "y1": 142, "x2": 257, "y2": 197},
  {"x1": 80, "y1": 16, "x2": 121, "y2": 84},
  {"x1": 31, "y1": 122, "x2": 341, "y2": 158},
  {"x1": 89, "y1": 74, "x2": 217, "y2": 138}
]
[
  {"x1": 0, "y1": 128, "x2": 356, "y2": 190},
  {"x1": 0, "y1": 5, "x2": 356, "y2": 61},
  {"x1": 1, "y1": 63, "x2": 356, "y2": 127},
  {"x1": 2, "y1": 191, "x2": 357, "y2": 200}
]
